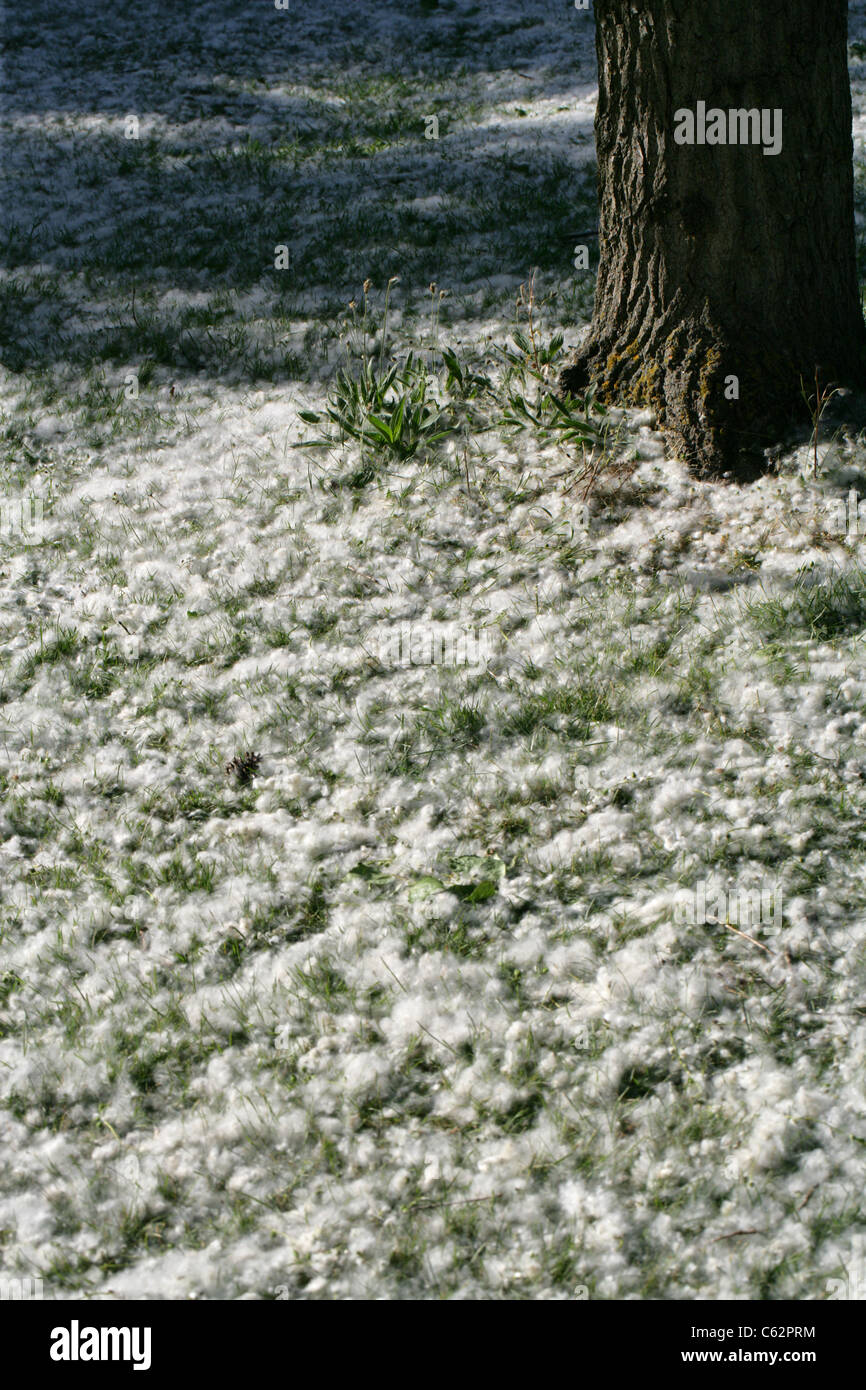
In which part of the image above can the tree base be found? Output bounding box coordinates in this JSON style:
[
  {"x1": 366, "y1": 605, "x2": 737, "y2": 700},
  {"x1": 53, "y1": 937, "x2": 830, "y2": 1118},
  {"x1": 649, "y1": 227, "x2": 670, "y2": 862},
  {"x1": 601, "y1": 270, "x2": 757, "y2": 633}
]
[{"x1": 558, "y1": 324, "x2": 866, "y2": 484}]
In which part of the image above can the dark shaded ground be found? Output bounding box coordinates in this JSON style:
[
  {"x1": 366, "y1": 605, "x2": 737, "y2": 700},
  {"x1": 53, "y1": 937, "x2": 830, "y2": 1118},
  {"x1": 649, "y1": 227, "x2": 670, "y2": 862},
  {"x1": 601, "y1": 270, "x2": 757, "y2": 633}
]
[{"x1": 0, "y1": 0, "x2": 599, "y2": 384}]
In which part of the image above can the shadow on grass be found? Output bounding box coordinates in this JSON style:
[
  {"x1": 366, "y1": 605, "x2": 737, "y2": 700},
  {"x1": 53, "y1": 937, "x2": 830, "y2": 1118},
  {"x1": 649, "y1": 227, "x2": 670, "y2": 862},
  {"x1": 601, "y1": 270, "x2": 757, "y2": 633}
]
[{"x1": 1, "y1": 0, "x2": 600, "y2": 387}]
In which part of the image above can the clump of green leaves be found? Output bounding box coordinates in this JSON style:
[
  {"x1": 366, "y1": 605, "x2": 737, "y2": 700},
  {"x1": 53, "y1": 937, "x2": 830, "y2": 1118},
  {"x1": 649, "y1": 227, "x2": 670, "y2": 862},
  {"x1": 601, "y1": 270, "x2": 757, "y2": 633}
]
[
  {"x1": 407, "y1": 854, "x2": 507, "y2": 903},
  {"x1": 490, "y1": 274, "x2": 633, "y2": 500},
  {"x1": 502, "y1": 379, "x2": 610, "y2": 450},
  {"x1": 298, "y1": 352, "x2": 454, "y2": 460},
  {"x1": 440, "y1": 346, "x2": 492, "y2": 402},
  {"x1": 297, "y1": 276, "x2": 455, "y2": 463}
]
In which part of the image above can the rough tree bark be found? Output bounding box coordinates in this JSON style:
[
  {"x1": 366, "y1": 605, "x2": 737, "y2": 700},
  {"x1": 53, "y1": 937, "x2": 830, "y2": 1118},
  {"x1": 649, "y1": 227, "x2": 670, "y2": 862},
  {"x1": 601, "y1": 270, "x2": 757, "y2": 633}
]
[{"x1": 560, "y1": 1, "x2": 866, "y2": 480}]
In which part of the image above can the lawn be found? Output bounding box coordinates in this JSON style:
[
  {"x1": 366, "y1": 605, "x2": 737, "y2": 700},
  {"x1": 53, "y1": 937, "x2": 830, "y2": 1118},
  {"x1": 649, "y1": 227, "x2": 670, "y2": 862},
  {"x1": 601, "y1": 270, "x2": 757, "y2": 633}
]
[{"x1": 1, "y1": 0, "x2": 866, "y2": 1299}]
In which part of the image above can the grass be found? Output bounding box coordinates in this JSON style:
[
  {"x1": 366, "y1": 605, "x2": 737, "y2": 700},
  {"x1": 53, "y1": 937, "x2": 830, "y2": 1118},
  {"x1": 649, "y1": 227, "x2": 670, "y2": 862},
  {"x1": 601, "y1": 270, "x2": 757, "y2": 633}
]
[
  {"x1": 504, "y1": 681, "x2": 614, "y2": 741},
  {"x1": 2, "y1": 0, "x2": 866, "y2": 1306},
  {"x1": 745, "y1": 564, "x2": 866, "y2": 641}
]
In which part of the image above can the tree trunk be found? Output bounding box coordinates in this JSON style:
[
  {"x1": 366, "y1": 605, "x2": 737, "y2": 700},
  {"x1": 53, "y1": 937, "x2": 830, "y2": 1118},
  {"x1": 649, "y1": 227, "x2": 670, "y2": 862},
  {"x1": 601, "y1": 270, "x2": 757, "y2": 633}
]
[{"x1": 560, "y1": 0, "x2": 866, "y2": 480}]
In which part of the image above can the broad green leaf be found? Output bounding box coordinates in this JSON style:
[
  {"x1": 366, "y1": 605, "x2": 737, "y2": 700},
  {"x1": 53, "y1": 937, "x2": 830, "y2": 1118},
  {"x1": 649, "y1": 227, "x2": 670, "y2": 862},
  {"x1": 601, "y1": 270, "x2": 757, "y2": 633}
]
[
  {"x1": 451, "y1": 879, "x2": 498, "y2": 902},
  {"x1": 408, "y1": 875, "x2": 445, "y2": 902},
  {"x1": 450, "y1": 855, "x2": 506, "y2": 879},
  {"x1": 365, "y1": 413, "x2": 395, "y2": 440}
]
